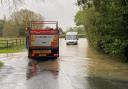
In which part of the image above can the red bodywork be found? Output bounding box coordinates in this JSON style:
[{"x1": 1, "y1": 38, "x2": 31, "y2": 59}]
[{"x1": 27, "y1": 21, "x2": 59, "y2": 58}]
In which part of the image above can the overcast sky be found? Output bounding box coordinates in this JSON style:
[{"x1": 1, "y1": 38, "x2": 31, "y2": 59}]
[{"x1": 0, "y1": 0, "x2": 78, "y2": 30}]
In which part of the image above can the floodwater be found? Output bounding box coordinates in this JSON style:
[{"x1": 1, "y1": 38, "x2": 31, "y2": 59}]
[{"x1": 0, "y1": 38, "x2": 128, "y2": 89}]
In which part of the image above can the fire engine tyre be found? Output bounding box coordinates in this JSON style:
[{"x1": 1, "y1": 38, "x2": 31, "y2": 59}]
[
  {"x1": 28, "y1": 49, "x2": 32, "y2": 58},
  {"x1": 50, "y1": 57, "x2": 58, "y2": 60},
  {"x1": 28, "y1": 53, "x2": 31, "y2": 58}
]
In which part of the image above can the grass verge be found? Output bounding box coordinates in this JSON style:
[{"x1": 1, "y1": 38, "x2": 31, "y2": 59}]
[{"x1": 0, "y1": 45, "x2": 25, "y2": 53}]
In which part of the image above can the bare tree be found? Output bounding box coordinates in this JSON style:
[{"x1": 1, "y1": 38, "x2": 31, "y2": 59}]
[
  {"x1": 0, "y1": 0, "x2": 24, "y2": 8},
  {"x1": 3, "y1": 9, "x2": 44, "y2": 37}
]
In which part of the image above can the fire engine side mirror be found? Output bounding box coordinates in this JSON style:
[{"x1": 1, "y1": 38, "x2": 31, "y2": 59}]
[
  {"x1": 26, "y1": 27, "x2": 30, "y2": 31},
  {"x1": 25, "y1": 27, "x2": 28, "y2": 31}
]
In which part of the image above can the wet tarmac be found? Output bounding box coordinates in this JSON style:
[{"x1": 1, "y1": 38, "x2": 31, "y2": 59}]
[{"x1": 0, "y1": 38, "x2": 128, "y2": 89}]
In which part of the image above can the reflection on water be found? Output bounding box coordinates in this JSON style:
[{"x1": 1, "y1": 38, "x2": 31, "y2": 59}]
[{"x1": 26, "y1": 59, "x2": 59, "y2": 80}]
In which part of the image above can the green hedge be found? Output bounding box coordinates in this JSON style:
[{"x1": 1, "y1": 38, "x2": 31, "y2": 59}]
[{"x1": 75, "y1": 0, "x2": 128, "y2": 61}]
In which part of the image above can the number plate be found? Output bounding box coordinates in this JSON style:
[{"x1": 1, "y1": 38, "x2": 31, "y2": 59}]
[
  {"x1": 40, "y1": 50, "x2": 51, "y2": 54},
  {"x1": 40, "y1": 54, "x2": 46, "y2": 56}
]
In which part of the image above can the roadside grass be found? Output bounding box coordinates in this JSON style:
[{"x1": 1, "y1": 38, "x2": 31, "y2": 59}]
[
  {"x1": 0, "y1": 45, "x2": 26, "y2": 53},
  {"x1": 0, "y1": 37, "x2": 26, "y2": 53},
  {"x1": 0, "y1": 37, "x2": 25, "y2": 40},
  {"x1": 0, "y1": 38, "x2": 25, "y2": 68}
]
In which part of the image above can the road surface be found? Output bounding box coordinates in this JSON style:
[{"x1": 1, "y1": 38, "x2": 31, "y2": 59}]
[{"x1": 0, "y1": 38, "x2": 128, "y2": 89}]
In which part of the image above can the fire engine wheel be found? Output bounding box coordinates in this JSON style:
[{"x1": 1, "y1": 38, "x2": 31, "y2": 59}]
[{"x1": 28, "y1": 49, "x2": 32, "y2": 58}]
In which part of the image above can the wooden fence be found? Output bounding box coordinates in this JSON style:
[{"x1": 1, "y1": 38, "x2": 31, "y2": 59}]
[{"x1": 0, "y1": 39, "x2": 25, "y2": 49}]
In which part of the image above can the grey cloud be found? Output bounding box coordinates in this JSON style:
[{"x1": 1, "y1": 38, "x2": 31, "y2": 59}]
[{"x1": 0, "y1": 0, "x2": 78, "y2": 30}]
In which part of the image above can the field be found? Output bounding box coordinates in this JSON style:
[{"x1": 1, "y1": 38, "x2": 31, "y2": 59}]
[{"x1": 0, "y1": 38, "x2": 26, "y2": 53}]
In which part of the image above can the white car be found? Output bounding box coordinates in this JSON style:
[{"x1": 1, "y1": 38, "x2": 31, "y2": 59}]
[{"x1": 65, "y1": 32, "x2": 78, "y2": 45}]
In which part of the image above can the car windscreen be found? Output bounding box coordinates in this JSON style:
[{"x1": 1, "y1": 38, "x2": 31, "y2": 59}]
[{"x1": 66, "y1": 35, "x2": 77, "y2": 40}]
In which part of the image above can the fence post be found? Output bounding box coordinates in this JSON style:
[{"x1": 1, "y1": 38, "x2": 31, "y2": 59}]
[
  {"x1": 16, "y1": 39, "x2": 18, "y2": 46},
  {"x1": 23, "y1": 39, "x2": 25, "y2": 45},
  {"x1": 12, "y1": 39, "x2": 15, "y2": 49},
  {"x1": 22, "y1": 39, "x2": 24, "y2": 44},
  {"x1": 7, "y1": 40, "x2": 8, "y2": 49},
  {"x1": 20, "y1": 39, "x2": 22, "y2": 45}
]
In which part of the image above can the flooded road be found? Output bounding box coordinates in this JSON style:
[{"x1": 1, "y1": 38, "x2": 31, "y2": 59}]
[{"x1": 0, "y1": 38, "x2": 128, "y2": 89}]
